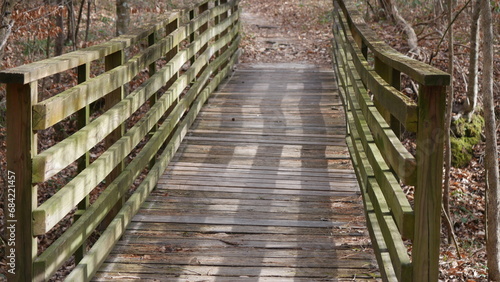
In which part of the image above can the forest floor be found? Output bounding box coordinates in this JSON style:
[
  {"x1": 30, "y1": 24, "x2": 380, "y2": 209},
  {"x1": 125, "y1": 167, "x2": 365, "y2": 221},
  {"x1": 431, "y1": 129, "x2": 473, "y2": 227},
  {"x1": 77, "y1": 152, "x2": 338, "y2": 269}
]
[{"x1": 0, "y1": 0, "x2": 498, "y2": 281}]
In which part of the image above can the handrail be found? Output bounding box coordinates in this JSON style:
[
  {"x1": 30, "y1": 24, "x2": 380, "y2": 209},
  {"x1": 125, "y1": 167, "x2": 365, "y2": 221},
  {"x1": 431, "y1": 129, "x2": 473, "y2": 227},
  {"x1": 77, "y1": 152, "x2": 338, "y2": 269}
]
[
  {"x1": 332, "y1": 0, "x2": 449, "y2": 281},
  {"x1": 2, "y1": 0, "x2": 240, "y2": 281}
]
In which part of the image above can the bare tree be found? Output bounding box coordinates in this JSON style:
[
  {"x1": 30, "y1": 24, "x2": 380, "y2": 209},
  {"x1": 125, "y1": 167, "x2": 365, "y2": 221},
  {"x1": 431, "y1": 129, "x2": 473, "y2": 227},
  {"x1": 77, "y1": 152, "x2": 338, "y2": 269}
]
[
  {"x1": 116, "y1": 0, "x2": 129, "y2": 36},
  {"x1": 463, "y1": 0, "x2": 481, "y2": 121},
  {"x1": 54, "y1": 0, "x2": 65, "y2": 82},
  {"x1": 0, "y1": 0, "x2": 15, "y2": 57},
  {"x1": 443, "y1": 0, "x2": 454, "y2": 245},
  {"x1": 66, "y1": 0, "x2": 76, "y2": 49},
  {"x1": 377, "y1": 0, "x2": 419, "y2": 54},
  {"x1": 481, "y1": 0, "x2": 500, "y2": 279}
]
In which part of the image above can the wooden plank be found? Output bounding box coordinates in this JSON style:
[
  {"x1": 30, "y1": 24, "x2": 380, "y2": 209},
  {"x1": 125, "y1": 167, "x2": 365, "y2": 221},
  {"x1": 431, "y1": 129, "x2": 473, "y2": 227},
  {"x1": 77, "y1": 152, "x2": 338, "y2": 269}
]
[
  {"x1": 124, "y1": 222, "x2": 364, "y2": 238},
  {"x1": 96, "y1": 264, "x2": 376, "y2": 279},
  {"x1": 150, "y1": 190, "x2": 356, "y2": 203},
  {"x1": 413, "y1": 85, "x2": 446, "y2": 282},
  {"x1": 94, "y1": 275, "x2": 376, "y2": 282},
  {"x1": 6, "y1": 82, "x2": 38, "y2": 282},
  {"x1": 104, "y1": 254, "x2": 373, "y2": 269},
  {"x1": 157, "y1": 185, "x2": 358, "y2": 197},
  {"x1": 141, "y1": 202, "x2": 362, "y2": 216},
  {"x1": 132, "y1": 214, "x2": 346, "y2": 228},
  {"x1": 366, "y1": 212, "x2": 398, "y2": 282},
  {"x1": 104, "y1": 253, "x2": 372, "y2": 268},
  {"x1": 137, "y1": 209, "x2": 362, "y2": 222},
  {"x1": 115, "y1": 236, "x2": 362, "y2": 250},
  {"x1": 164, "y1": 162, "x2": 356, "y2": 179},
  {"x1": 161, "y1": 172, "x2": 356, "y2": 184},
  {"x1": 166, "y1": 162, "x2": 354, "y2": 175},
  {"x1": 158, "y1": 178, "x2": 358, "y2": 191}
]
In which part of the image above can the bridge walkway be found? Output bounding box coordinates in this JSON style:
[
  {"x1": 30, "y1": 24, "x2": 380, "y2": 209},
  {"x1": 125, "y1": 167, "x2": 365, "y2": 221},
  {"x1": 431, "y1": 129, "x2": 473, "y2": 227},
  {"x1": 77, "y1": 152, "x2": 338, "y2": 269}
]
[{"x1": 93, "y1": 63, "x2": 379, "y2": 281}]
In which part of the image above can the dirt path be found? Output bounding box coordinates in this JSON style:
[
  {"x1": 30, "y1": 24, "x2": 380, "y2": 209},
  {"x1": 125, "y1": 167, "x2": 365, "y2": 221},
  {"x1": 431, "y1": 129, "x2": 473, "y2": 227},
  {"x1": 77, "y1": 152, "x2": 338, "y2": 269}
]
[{"x1": 238, "y1": 0, "x2": 333, "y2": 66}]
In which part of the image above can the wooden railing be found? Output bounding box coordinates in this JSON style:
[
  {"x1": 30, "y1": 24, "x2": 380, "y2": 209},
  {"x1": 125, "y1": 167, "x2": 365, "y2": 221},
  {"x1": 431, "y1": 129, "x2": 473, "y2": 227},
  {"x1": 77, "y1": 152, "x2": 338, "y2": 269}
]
[
  {"x1": 332, "y1": 0, "x2": 450, "y2": 281},
  {"x1": 2, "y1": 0, "x2": 240, "y2": 280}
]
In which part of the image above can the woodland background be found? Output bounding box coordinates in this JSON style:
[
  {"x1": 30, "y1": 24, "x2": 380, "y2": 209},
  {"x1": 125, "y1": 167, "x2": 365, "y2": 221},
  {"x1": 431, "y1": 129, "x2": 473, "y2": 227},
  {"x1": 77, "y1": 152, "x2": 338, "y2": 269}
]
[{"x1": 0, "y1": 0, "x2": 498, "y2": 280}]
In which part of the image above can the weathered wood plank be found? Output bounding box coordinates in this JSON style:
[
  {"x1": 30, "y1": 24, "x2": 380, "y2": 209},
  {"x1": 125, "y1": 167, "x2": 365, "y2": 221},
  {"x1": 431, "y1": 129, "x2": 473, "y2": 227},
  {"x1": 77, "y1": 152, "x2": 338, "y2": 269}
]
[
  {"x1": 96, "y1": 264, "x2": 377, "y2": 279},
  {"x1": 6, "y1": 82, "x2": 38, "y2": 282},
  {"x1": 413, "y1": 85, "x2": 446, "y2": 281}
]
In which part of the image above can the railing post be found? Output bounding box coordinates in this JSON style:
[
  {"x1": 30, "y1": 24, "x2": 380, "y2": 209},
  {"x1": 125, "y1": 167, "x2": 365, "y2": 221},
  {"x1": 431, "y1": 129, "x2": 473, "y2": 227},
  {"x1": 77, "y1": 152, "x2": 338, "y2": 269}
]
[
  {"x1": 148, "y1": 32, "x2": 159, "y2": 170},
  {"x1": 101, "y1": 50, "x2": 125, "y2": 229},
  {"x1": 413, "y1": 84, "x2": 446, "y2": 282},
  {"x1": 75, "y1": 63, "x2": 90, "y2": 263},
  {"x1": 6, "y1": 81, "x2": 38, "y2": 282},
  {"x1": 199, "y1": 2, "x2": 209, "y2": 76},
  {"x1": 189, "y1": 7, "x2": 197, "y2": 67},
  {"x1": 374, "y1": 56, "x2": 402, "y2": 138},
  {"x1": 219, "y1": 0, "x2": 229, "y2": 71}
]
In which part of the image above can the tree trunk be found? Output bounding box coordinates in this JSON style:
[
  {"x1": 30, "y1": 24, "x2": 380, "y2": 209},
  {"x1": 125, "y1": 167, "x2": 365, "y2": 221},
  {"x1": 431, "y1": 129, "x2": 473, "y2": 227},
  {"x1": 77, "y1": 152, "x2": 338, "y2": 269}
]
[
  {"x1": 66, "y1": 0, "x2": 76, "y2": 49},
  {"x1": 377, "y1": 0, "x2": 419, "y2": 54},
  {"x1": 75, "y1": 0, "x2": 86, "y2": 47},
  {"x1": 84, "y1": 0, "x2": 91, "y2": 45},
  {"x1": 116, "y1": 0, "x2": 130, "y2": 36},
  {"x1": 443, "y1": 0, "x2": 454, "y2": 245},
  {"x1": 54, "y1": 0, "x2": 65, "y2": 82},
  {"x1": 391, "y1": 5, "x2": 419, "y2": 54},
  {"x1": 0, "y1": 0, "x2": 15, "y2": 57},
  {"x1": 464, "y1": 0, "x2": 481, "y2": 120},
  {"x1": 481, "y1": 0, "x2": 500, "y2": 280}
]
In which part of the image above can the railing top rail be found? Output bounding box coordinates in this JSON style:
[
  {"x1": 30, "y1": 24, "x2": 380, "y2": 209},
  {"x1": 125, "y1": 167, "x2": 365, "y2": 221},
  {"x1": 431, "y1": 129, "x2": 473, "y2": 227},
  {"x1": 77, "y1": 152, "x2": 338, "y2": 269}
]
[
  {"x1": 336, "y1": 0, "x2": 450, "y2": 86},
  {"x1": 0, "y1": 10, "x2": 189, "y2": 84}
]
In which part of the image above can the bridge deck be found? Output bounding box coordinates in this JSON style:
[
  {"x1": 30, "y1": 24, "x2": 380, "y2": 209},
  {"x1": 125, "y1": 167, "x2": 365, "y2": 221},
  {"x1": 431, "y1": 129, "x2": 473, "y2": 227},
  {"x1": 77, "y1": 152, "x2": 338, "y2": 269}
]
[{"x1": 94, "y1": 64, "x2": 378, "y2": 281}]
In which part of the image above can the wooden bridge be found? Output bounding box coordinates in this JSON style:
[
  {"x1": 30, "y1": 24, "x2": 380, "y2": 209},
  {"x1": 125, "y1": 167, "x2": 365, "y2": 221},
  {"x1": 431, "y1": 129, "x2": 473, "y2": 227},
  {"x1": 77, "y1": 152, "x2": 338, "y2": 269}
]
[{"x1": 2, "y1": 0, "x2": 449, "y2": 281}]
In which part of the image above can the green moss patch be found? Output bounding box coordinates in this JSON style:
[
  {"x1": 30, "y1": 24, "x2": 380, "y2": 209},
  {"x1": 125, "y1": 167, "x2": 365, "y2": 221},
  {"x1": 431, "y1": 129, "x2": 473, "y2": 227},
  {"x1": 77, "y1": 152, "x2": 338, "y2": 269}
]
[{"x1": 450, "y1": 115, "x2": 484, "y2": 167}]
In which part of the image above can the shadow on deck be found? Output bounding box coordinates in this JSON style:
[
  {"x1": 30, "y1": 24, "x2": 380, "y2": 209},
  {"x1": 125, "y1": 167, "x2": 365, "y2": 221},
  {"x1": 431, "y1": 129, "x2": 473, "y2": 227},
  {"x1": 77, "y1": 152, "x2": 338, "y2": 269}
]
[{"x1": 94, "y1": 63, "x2": 379, "y2": 281}]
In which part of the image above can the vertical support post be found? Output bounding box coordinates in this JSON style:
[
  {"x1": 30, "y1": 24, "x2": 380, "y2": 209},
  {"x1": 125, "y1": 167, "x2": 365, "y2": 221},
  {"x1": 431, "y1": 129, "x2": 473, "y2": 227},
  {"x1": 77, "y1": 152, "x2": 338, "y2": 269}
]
[
  {"x1": 374, "y1": 56, "x2": 402, "y2": 138},
  {"x1": 351, "y1": 26, "x2": 367, "y2": 59},
  {"x1": 101, "y1": 50, "x2": 125, "y2": 229},
  {"x1": 413, "y1": 85, "x2": 446, "y2": 282},
  {"x1": 75, "y1": 63, "x2": 90, "y2": 263},
  {"x1": 148, "y1": 32, "x2": 157, "y2": 109},
  {"x1": 198, "y1": 2, "x2": 209, "y2": 76},
  {"x1": 166, "y1": 18, "x2": 179, "y2": 103},
  {"x1": 6, "y1": 81, "x2": 38, "y2": 282},
  {"x1": 189, "y1": 8, "x2": 197, "y2": 67},
  {"x1": 219, "y1": 0, "x2": 229, "y2": 71},
  {"x1": 148, "y1": 32, "x2": 158, "y2": 170}
]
